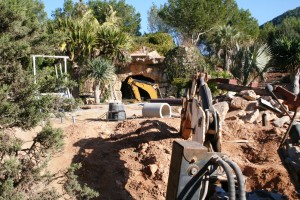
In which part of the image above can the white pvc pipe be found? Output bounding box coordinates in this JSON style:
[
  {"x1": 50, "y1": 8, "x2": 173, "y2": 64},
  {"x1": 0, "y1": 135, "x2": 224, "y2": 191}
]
[{"x1": 142, "y1": 103, "x2": 171, "y2": 118}]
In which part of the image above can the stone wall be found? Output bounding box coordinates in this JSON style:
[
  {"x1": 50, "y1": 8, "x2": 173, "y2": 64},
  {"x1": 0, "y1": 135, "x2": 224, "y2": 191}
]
[
  {"x1": 112, "y1": 51, "x2": 168, "y2": 101},
  {"x1": 81, "y1": 50, "x2": 168, "y2": 101}
]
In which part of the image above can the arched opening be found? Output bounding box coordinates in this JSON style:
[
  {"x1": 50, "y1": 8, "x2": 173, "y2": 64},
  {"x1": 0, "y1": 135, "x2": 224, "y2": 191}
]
[{"x1": 121, "y1": 75, "x2": 155, "y2": 101}]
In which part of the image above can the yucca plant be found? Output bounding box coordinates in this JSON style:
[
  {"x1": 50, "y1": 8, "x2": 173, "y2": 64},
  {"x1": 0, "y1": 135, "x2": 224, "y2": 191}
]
[
  {"x1": 86, "y1": 58, "x2": 115, "y2": 104},
  {"x1": 271, "y1": 36, "x2": 300, "y2": 94}
]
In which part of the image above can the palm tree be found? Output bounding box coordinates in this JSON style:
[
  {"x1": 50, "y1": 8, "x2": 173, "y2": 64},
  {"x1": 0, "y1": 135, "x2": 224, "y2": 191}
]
[
  {"x1": 213, "y1": 25, "x2": 241, "y2": 71},
  {"x1": 272, "y1": 36, "x2": 300, "y2": 94},
  {"x1": 87, "y1": 58, "x2": 115, "y2": 104},
  {"x1": 232, "y1": 43, "x2": 272, "y2": 86},
  {"x1": 95, "y1": 7, "x2": 132, "y2": 65},
  {"x1": 53, "y1": 9, "x2": 99, "y2": 97}
]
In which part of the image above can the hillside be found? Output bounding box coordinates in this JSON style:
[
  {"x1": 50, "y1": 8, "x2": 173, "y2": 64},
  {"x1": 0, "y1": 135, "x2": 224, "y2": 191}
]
[{"x1": 263, "y1": 6, "x2": 300, "y2": 26}]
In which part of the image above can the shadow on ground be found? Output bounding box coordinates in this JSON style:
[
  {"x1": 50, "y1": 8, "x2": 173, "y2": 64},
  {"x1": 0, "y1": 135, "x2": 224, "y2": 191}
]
[{"x1": 72, "y1": 119, "x2": 180, "y2": 200}]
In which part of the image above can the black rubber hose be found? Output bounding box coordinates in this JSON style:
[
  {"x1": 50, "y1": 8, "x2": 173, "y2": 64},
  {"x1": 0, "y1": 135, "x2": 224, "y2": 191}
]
[
  {"x1": 215, "y1": 158, "x2": 236, "y2": 200},
  {"x1": 223, "y1": 158, "x2": 246, "y2": 200}
]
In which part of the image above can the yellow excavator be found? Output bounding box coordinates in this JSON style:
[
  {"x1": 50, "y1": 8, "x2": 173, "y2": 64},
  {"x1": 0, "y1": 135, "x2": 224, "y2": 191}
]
[{"x1": 127, "y1": 77, "x2": 161, "y2": 102}]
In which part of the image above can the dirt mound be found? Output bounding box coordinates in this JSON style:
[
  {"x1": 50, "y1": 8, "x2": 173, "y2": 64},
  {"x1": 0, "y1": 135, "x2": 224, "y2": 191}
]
[
  {"x1": 46, "y1": 106, "x2": 298, "y2": 199},
  {"x1": 222, "y1": 119, "x2": 297, "y2": 199}
]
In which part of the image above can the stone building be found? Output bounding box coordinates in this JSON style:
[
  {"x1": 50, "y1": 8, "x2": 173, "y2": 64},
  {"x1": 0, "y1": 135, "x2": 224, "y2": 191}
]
[{"x1": 110, "y1": 49, "x2": 168, "y2": 101}]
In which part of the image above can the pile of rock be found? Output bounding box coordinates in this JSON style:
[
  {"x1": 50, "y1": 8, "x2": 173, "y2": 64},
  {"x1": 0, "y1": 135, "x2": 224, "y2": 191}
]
[
  {"x1": 213, "y1": 89, "x2": 295, "y2": 128},
  {"x1": 214, "y1": 89, "x2": 300, "y2": 191}
]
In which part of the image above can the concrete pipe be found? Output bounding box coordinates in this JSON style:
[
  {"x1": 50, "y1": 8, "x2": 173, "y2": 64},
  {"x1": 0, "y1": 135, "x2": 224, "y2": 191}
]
[{"x1": 142, "y1": 103, "x2": 172, "y2": 118}]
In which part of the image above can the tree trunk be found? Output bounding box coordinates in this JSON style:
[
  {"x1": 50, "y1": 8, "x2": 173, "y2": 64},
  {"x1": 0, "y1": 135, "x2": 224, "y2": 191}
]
[
  {"x1": 225, "y1": 50, "x2": 230, "y2": 71},
  {"x1": 291, "y1": 70, "x2": 300, "y2": 95},
  {"x1": 70, "y1": 68, "x2": 80, "y2": 98},
  {"x1": 94, "y1": 82, "x2": 100, "y2": 104}
]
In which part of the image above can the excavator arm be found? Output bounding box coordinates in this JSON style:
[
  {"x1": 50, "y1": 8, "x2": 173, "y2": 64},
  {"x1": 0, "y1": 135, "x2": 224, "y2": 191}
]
[
  {"x1": 127, "y1": 77, "x2": 161, "y2": 102},
  {"x1": 180, "y1": 73, "x2": 221, "y2": 152}
]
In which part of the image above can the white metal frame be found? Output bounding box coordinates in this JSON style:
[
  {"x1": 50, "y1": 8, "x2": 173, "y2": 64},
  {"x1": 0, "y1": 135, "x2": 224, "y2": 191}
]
[{"x1": 31, "y1": 55, "x2": 71, "y2": 98}]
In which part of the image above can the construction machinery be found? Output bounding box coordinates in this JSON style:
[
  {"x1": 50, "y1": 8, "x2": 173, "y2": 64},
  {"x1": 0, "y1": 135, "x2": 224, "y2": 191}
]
[
  {"x1": 179, "y1": 73, "x2": 221, "y2": 152},
  {"x1": 264, "y1": 84, "x2": 300, "y2": 192},
  {"x1": 166, "y1": 73, "x2": 287, "y2": 199},
  {"x1": 167, "y1": 73, "x2": 239, "y2": 199},
  {"x1": 127, "y1": 77, "x2": 161, "y2": 102}
]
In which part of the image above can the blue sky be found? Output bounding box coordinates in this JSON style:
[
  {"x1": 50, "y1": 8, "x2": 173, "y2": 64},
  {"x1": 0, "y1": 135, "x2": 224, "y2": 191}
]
[{"x1": 43, "y1": 0, "x2": 300, "y2": 33}]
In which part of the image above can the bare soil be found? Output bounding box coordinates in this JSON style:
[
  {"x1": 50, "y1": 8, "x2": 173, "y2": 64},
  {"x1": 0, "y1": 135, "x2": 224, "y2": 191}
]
[{"x1": 20, "y1": 103, "x2": 299, "y2": 199}]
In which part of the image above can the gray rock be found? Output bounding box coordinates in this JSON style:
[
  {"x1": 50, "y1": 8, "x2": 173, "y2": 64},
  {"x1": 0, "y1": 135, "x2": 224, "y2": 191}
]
[
  {"x1": 213, "y1": 102, "x2": 229, "y2": 122},
  {"x1": 245, "y1": 101, "x2": 258, "y2": 111},
  {"x1": 144, "y1": 164, "x2": 158, "y2": 176},
  {"x1": 226, "y1": 91, "x2": 237, "y2": 99},
  {"x1": 231, "y1": 97, "x2": 251, "y2": 110},
  {"x1": 273, "y1": 116, "x2": 290, "y2": 127},
  {"x1": 243, "y1": 109, "x2": 260, "y2": 123},
  {"x1": 257, "y1": 111, "x2": 278, "y2": 123},
  {"x1": 239, "y1": 90, "x2": 257, "y2": 101}
]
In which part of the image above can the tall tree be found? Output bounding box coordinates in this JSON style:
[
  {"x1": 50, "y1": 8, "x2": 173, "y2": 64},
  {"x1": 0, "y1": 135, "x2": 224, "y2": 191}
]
[
  {"x1": 158, "y1": 0, "x2": 239, "y2": 45},
  {"x1": 209, "y1": 25, "x2": 242, "y2": 71},
  {"x1": 51, "y1": 2, "x2": 99, "y2": 97},
  {"x1": 229, "y1": 9, "x2": 259, "y2": 39},
  {"x1": 88, "y1": 0, "x2": 141, "y2": 36},
  {"x1": 0, "y1": 1, "x2": 66, "y2": 198},
  {"x1": 95, "y1": 7, "x2": 132, "y2": 65},
  {"x1": 147, "y1": 4, "x2": 173, "y2": 34},
  {"x1": 0, "y1": 0, "x2": 55, "y2": 128},
  {"x1": 158, "y1": 0, "x2": 259, "y2": 45},
  {"x1": 147, "y1": 3, "x2": 180, "y2": 44},
  {"x1": 51, "y1": 2, "x2": 132, "y2": 98}
]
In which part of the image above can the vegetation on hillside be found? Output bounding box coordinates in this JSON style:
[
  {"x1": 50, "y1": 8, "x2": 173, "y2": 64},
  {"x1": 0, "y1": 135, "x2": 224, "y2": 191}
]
[{"x1": 264, "y1": 6, "x2": 300, "y2": 26}]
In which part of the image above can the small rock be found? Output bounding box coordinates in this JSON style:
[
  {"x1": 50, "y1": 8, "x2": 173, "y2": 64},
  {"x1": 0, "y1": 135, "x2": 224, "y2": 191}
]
[
  {"x1": 226, "y1": 91, "x2": 237, "y2": 99},
  {"x1": 245, "y1": 101, "x2": 258, "y2": 111},
  {"x1": 237, "y1": 110, "x2": 247, "y2": 117},
  {"x1": 243, "y1": 109, "x2": 260, "y2": 123},
  {"x1": 139, "y1": 143, "x2": 149, "y2": 150},
  {"x1": 231, "y1": 97, "x2": 249, "y2": 110},
  {"x1": 273, "y1": 116, "x2": 290, "y2": 127},
  {"x1": 239, "y1": 90, "x2": 257, "y2": 101},
  {"x1": 236, "y1": 119, "x2": 245, "y2": 125},
  {"x1": 144, "y1": 164, "x2": 158, "y2": 176}
]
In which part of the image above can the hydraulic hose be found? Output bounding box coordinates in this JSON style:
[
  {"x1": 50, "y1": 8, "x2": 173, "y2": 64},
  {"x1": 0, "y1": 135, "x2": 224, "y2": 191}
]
[
  {"x1": 214, "y1": 157, "x2": 236, "y2": 200},
  {"x1": 223, "y1": 157, "x2": 246, "y2": 200},
  {"x1": 200, "y1": 174, "x2": 210, "y2": 200}
]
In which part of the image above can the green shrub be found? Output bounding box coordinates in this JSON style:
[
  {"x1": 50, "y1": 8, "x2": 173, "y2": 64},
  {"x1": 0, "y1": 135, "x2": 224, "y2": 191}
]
[
  {"x1": 64, "y1": 163, "x2": 100, "y2": 200},
  {"x1": 210, "y1": 70, "x2": 232, "y2": 79},
  {"x1": 132, "y1": 33, "x2": 175, "y2": 56},
  {"x1": 0, "y1": 125, "x2": 65, "y2": 199}
]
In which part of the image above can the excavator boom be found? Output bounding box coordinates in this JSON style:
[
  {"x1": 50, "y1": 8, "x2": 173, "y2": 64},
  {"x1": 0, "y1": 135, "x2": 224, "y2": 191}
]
[{"x1": 127, "y1": 77, "x2": 161, "y2": 102}]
